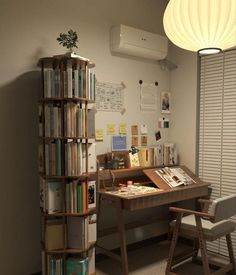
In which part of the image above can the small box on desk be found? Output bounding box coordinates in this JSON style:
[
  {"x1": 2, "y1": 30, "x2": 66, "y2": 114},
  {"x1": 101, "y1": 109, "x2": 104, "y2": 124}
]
[{"x1": 97, "y1": 151, "x2": 130, "y2": 170}]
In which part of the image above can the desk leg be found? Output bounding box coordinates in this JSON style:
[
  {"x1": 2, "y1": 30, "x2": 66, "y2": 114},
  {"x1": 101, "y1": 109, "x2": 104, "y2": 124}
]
[
  {"x1": 97, "y1": 193, "x2": 102, "y2": 225},
  {"x1": 116, "y1": 200, "x2": 129, "y2": 275}
]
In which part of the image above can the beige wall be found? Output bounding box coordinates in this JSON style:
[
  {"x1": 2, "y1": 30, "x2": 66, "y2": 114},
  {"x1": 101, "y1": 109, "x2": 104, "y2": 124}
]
[
  {"x1": 169, "y1": 45, "x2": 198, "y2": 172},
  {"x1": 0, "y1": 0, "x2": 174, "y2": 274}
]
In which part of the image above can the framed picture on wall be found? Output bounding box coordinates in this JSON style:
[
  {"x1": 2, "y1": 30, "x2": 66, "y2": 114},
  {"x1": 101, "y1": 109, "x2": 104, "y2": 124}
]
[{"x1": 161, "y1": 92, "x2": 171, "y2": 114}]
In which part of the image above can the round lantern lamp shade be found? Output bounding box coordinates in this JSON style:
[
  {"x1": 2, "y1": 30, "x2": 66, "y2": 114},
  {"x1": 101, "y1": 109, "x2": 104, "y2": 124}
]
[{"x1": 163, "y1": 0, "x2": 236, "y2": 55}]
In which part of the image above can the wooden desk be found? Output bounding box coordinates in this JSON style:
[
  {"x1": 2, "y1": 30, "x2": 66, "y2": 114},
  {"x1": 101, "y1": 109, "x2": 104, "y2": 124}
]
[{"x1": 96, "y1": 167, "x2": 209, "y2": 275}]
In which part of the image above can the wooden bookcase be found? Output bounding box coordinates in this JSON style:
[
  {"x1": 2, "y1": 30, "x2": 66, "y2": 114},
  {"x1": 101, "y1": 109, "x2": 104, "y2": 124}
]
[{"x1": 38, "y1": 55, "x2": 97, "y2": 275}]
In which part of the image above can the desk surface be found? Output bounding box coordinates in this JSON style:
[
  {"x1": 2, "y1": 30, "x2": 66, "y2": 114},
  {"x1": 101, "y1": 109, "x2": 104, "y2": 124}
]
[{"x1": 98, "y1": 182, "x2": 209, "y2": 211}]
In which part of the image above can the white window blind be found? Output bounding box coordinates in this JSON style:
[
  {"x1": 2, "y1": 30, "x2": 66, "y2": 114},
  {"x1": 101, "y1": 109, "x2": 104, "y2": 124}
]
[{"x1": 198, "y1": 49, "x2": 236, "y2": 255}]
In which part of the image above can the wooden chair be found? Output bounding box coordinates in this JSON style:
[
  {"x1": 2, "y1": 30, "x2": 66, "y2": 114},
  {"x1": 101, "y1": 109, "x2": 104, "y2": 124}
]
[{"x1": 166, "y1": 194, "x2": 236, "y2": 275}]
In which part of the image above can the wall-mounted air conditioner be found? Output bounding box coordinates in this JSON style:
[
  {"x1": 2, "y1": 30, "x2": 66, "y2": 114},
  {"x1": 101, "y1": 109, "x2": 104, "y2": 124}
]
[{"x1": 110, "y1": 24, "x2": 168, "y2": 60}]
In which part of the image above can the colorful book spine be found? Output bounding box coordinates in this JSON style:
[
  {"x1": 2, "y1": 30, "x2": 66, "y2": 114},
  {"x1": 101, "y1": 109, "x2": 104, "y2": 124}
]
[
  {"x1": 66, "y1": 257, "x2": 88, "y2": 275},
  {"x1": 79, "y1": 68, "x2": 84, "y2": 98}
]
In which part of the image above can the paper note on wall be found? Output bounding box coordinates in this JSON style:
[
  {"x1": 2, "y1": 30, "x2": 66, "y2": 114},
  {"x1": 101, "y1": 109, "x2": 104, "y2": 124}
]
[
  {"x1": 131, "y1": 125, "x2": 138, "y2": 135},
  {"x1": 119, "y1": 123, "x2": 127, "y2": 134},
  {"x1": 131, "y1": 136, "x2": 139, "y2": 146},
  {"x1": 140, "y1": 82, "x2": 157, "y2": 111},
  {"x1": 95, "y1": 81, "x2": 125, "y2": 112},
  {"x1": 95, "y1": 129, "x2": 104, "y2": 141},
  {"x1": 140, "y1": 124, "x2": 148, "y2": 134},
  {"x1": 107, "y1": 124, "x2": 116, "y2": 135},
  {"x1": 141, "y1": 135, "x2": 148, "y2": 146},
  {"x1": 111, "y1": 135, "x2": 127, "y2": 151}
]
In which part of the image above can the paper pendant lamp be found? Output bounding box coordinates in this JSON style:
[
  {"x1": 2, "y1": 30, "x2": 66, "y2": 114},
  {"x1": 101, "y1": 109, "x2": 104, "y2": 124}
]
[{"x1": 163, "y1": 0, "x2": 236, "y2": 55}]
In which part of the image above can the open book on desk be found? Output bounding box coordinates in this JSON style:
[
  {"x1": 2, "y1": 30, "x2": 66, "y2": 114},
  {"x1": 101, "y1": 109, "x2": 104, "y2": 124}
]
[
  {"x1": 143, "y1": 166, "x2": 197, "y2": 190},
  {"x1": 155, "y1": 167, "x2": 196, "y2": 188}
]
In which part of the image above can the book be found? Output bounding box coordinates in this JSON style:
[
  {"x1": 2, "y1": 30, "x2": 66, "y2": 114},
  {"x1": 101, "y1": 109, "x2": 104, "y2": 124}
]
[
  {"x1": 67, "y1": 216, "x2": 87, "y2": 249},
  {"x1": 129, "y1": 152, "x2": 140, "y2": 167},
  {"x1": 87, "y1": 181, "x2": 96, "y2": 209},
  {"x1": 79, "y1": 68, "x2": 84, "y2": 98},
  {"x1": 154, "y1": 144, "x2": 163, "y2": 166},
  {"x1": 138, "y1": 147, "x2": 154, "y2": 167},
  {"x1": 38, "y1": 144, "x2": 44, "y2": 173},
  {"x1": 46, "y1": 181, "x2": 63, "y2": 214},
  {"x1": 66, "y1": 257, "x2": 88, "y2": 275},
  {"x1": 87, "y1": 107, "x2": 95, "y2": 138},
  {"x1": 67, "y1": 61, "x2": 73, "y2": 98},
  {"x1": 43, "y1": 68, "x2": 53, "y2": 98},
  {"x1": 54, "y1": 67, "x2": 61, "y2": 98},
  {"x1": 39, "y1": 177, "x2": 45, "y2": 211},
  {"x1": 155, "y1": 167, "x2": 196, "y2": 188},
  {"x1": 55, "y1": 139, "x2": 62, "y2": 176},
  {"x1": 47, "y1": 255, "x2": 63, "y2": 275},
  {"x1": 74, "y1": 69, "x2": 79, "y2": 97},
  {"x1": 38, "y1": 104, "x2": 43, "y2": 136},
  {"x1": 82, "y1": 181, "x2": 88, "y2": 212},
  {"x1": 87, "y1": 142, "x2": 96, "y2": 172},
  {"x1": 88, "y1": 214, "x2": 97, "y2": 243},
  {"x1": 45, "y1": 221, "x2": 64, "y2": 250},
  {"x1": 163, "y1": 143, "x2": 178, "y2": 165},
  {"x1": 77, "y1": 183, "x2": 83, "y2": 213}
]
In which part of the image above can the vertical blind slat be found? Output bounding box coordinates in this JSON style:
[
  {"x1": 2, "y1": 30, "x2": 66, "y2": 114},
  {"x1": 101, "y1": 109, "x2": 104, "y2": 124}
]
[{"x1": 198, "y1": 49, "x2": 236, "y2": 256}]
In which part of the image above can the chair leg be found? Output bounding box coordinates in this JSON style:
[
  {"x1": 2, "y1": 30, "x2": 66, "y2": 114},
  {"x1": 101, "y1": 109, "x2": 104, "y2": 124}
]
[
  {"x1": 192, "y1": 237, "x2": 199, "y2": 261},
  {"x1": 226, "y1": 234, "x2": 236, "y2": 274},
  {"x1": 195, "y1": 216, "x2": 211, "y2": 275},
  {"x1": 166, "y1": 213, "x2": 182, "y2": 275}
]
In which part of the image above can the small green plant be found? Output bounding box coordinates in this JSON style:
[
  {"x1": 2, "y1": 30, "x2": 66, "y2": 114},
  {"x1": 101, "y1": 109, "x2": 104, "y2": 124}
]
[{"x1": 57, "y1": 29, "x2": 78, "y2": 51}]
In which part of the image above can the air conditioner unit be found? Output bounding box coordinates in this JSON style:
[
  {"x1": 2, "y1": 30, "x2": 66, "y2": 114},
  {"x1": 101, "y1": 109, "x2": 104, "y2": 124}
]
[{"x1": 110, "y1": 24, "x2": 168, "y2": 60}]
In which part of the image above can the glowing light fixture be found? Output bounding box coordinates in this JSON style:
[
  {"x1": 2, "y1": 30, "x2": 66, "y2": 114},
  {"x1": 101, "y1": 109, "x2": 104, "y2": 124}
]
[{"x1": 163, "y1": 0, "x2": 236, "y2": 55}]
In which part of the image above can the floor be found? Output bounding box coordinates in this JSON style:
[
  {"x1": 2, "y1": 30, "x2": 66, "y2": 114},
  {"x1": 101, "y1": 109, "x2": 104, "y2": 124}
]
[{"x1": 95, "y1": 240, "x2": 208, "y2": 275}]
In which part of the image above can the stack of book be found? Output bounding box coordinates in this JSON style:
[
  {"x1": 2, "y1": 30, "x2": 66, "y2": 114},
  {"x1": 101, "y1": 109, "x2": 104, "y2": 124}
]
[
  {"x1": 43, "y1": 58, "x2": 96, "y2": 100},
  {"x1": 64, "y1": 102, "x2": 86, "y2": 137},
  {"x1": 40, "y1": 179, "x2": 96, "y2": 214},
  {"x1": 67, "y1": 213, "x2": 97, "y2": 250}
]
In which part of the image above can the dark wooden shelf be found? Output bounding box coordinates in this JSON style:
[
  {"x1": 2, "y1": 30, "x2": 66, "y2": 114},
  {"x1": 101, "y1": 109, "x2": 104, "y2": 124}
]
[
  {"x1": 39, "y1": 136, "x2": 95, "y2": 140},
  {"x1": 39, "y1": 174, "x2": 90, "y2": 180},
  {"x1": 44, "y1": 242, "x2": 96, "y2": 255},
  {"x1": 43, "y1": 207, "x2": 96, "y2": 217},
  {"x1": 39, "y1": 97, "x2": 95, "y2": 103}
]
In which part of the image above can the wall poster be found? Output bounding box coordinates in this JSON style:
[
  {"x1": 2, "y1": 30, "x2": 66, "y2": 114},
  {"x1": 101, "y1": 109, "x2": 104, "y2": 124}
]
[{"x1": 95, "y1": 81, "x2": 125, "y2": 113}]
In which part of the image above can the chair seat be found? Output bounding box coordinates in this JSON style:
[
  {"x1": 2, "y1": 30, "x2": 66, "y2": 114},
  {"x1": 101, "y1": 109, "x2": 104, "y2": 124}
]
[{"x1": 170, "y1": 215, "x2": 236, "y2": 241}]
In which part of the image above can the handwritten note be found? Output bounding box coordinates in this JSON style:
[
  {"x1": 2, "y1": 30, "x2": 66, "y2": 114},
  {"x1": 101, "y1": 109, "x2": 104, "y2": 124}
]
[{"x1": 96, "y1": 81, "x2": 125, "y2": 112}]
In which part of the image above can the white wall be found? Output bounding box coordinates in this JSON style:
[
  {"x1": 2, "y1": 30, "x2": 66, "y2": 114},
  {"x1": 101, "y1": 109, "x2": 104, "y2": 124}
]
[
  {"x1": 169, "y1": 45, "x2": 198, "y2": 172},
  {"x1": 0, "y1": 0, "x2": 170, "y2": 274}
]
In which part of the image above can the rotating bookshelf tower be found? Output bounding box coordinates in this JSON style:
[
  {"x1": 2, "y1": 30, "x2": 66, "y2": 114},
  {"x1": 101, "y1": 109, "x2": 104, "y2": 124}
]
[{"x1": 38, "y1": 55, "x2": 97, "y2": 275}]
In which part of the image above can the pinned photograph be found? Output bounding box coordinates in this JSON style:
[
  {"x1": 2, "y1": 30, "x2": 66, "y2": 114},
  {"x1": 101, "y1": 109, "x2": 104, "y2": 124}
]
[{"x1": 161, "y1": 92, "x2": 171, "y2": 114}]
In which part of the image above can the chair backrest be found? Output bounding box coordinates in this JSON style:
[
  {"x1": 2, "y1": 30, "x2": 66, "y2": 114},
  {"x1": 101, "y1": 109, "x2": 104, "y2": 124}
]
[{"x1": 208, "y1": 194, "x2": 236, "y2": 222}]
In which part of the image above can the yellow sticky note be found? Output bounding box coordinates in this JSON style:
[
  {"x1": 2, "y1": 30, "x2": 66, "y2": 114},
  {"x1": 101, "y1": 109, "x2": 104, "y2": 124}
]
[
  {"x1": 95, "y1": 129, "x2": 104, "y2": 141},
  {"x1": 119, "y1": 123, "x2": 127, "y2": 134},
  {"x1": 107, "y1": 124, "x2": 116, "y2": 135}
]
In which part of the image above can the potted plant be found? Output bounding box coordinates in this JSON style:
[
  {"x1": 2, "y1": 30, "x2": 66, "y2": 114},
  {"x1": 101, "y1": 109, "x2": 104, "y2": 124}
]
[{"x1": 57, "y1": 29, "x2": 78, "y2": 57}]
